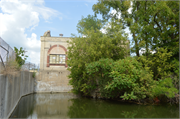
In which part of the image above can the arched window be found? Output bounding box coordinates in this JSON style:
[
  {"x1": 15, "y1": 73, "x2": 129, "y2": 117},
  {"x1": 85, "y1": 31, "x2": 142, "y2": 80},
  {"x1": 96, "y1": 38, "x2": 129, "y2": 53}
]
[{"x1": 47, "y1": 45, "x2": 67, "y2": 67}]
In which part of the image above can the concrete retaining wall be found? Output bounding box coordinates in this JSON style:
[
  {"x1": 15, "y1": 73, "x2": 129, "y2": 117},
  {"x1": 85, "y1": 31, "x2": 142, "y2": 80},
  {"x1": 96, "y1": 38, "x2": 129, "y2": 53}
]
[
  {"x1": 0, "y1": 71, "x2": 34, "y2": 119},
  {"x1": 35, "y1": 70, "x2": 73, "y2": 93}
]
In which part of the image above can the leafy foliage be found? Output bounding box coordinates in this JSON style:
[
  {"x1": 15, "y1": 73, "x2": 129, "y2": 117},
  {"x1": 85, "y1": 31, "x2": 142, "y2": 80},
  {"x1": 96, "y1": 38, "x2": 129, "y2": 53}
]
[
  {"x1": 86, "y1": 57, "x2": 156, "y2": 100},
  {"x1": 67, "y1": 1, "x2": 179, "y2": 103},
  {"x1": 86, "y1": 57, "x2": 178, "y2": 101},
  {"x1": 138, "y1": 48, "x2": 179, "y2": 99},
  {"x1": 67, "y1": 25, "x2": 129, "y2": 94},
  {"x1": 14, "y1": 47, "x2": 28, "y2": 68},
  {"x1": 152, "y1": 78, "x2": 178, "y2": 98},
  {"x1": 93, "y1": 1, "x2": 179, "y2": 59},
  {"x1": 138, "y1": 48, "x2": 173, "y2": 80},
  {"x1": 32, "y1": 72, "x2": 36, "y2": 78},
  {"x1": 77, "y1": 14, "x2": 103, "y2": 35}
]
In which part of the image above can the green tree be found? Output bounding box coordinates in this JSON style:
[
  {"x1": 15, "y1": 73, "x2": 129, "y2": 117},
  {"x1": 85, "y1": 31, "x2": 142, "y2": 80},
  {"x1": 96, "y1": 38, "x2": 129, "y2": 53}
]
[
  {"x1": 14, "y1": 47, "x2": 28, "y2": 68},
  {"x1": 68, "y1": 1, "x2": 179, "y2": 102},
  {"x1": 147, "y1": 1, "x2": 179, "y2": 60},
  {"x1": 67, "y1": 26, "x2": 128, "y2": 94},
  {"x1": 93, "y1": 0, "x2": 179, "y2": 59},
  {"x1": 93, "y1": 0, "x2": 141, "y2": 56},
  {"x1": 138, "y1": 48, "x2": 179, "y2": 98},
  {"x1": 77, "y1": 14, "x2": 103, "y2": 35}
]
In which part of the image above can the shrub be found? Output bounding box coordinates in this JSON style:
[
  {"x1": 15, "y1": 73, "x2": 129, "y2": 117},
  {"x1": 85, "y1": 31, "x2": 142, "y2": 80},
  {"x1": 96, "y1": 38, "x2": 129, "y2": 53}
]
[
  {"x1": 32, "y1": 72, "x2": 36, "y2": 78},
  {"x1": 86, "y1": 57, "x2": 156, "y2": 100},
  {"x1": 1, "y1": 60, "x2": 20, "y2": 76},
  {"x1": 86, "y1": 56, "x2": 178, "y2": 101},
  {"x1": 152, "y1": 78, "x2": 178, "y2": 98}
]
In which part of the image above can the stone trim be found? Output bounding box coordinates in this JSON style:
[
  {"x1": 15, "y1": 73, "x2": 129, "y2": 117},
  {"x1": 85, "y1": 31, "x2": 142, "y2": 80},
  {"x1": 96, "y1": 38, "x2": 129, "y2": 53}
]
[
  {"x1": 49, "y1": 64, "x2": 66, "y2": 66},
  {"x1": 47, "y1": 45, "x2": 68, "y2": 67},
  {"x1": 47, "y1": 55, "x2": 50, "y2": 67}
]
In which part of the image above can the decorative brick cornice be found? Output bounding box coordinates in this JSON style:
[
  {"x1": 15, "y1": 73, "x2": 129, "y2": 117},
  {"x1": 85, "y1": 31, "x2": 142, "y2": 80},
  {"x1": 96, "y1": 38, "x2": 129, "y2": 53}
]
[{"x1": 48, "y1": 45, "x2": 67, "y2": 54}]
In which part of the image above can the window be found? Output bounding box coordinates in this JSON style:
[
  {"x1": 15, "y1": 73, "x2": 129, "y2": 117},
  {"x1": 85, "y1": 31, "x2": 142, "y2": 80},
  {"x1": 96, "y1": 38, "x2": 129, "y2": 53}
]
[{"x1": 49, "y1": 54, "x2": 66, "y2": 64}]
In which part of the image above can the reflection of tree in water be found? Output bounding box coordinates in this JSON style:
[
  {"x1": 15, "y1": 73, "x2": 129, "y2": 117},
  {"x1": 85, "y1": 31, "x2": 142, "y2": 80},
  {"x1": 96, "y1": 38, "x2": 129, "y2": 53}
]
[
  {"x1": 121, "y1": 110, "x2": 138, "y2": 118},
  {"x1": 121, "y1": 104, "x2": 179, "y2": 118},
  {"x1": 67, "y1": 98, "x2": 126, "y2": 118},
  {"x1": 67, "y1": 98, "x2": 179, "y2": 118}
]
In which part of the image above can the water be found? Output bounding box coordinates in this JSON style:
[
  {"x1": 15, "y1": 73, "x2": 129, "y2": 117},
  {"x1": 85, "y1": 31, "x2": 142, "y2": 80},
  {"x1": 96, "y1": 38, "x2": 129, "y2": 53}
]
[{"x1": 10, "y1": 93, "x2": 179, "y2": 118}]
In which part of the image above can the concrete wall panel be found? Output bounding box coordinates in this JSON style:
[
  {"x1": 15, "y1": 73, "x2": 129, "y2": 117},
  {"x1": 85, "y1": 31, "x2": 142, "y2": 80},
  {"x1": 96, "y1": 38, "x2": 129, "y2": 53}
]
[
  {"x1": 0, "y1": 71, "x2": 34, "y2": 118},
  {"x1": 35, "y1": 70, "x2": 73, "y2": 93},
  {"x1": 0, "y1": 75, "x2": 6, "y2": 118}
]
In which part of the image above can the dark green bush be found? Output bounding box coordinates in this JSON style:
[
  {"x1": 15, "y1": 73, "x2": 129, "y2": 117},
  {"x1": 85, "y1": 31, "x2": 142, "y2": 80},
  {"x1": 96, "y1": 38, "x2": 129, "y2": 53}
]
[{"x1": 86, "y1": 56, "x2": 178, "y2": 101}]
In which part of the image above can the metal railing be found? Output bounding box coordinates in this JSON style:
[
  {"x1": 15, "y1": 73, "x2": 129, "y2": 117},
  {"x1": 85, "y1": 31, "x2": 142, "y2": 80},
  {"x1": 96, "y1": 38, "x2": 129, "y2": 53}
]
[
  {"x1": 0, "y1": 37, "x2": 39, "y2": 73},
  {"x1": 0, "y1": 37, "x2": 16, "y2": 73}
]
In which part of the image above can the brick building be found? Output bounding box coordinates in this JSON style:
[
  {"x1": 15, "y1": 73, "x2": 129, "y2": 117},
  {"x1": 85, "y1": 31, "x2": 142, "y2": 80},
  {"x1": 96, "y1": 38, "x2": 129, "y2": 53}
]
[{"x1": 36, "y1": 31, "x2": 72, "y2": 93}]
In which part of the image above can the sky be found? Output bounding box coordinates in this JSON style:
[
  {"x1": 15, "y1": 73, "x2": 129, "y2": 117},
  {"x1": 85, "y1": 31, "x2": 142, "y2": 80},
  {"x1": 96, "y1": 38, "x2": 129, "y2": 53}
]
[{"x1": 0, "y1": 0, "x2": 133, "y2": 66}]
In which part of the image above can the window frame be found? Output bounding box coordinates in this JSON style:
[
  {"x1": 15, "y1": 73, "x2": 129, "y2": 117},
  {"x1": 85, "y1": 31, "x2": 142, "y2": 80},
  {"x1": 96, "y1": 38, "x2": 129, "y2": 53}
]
[{"x1": 49, "y1": 54, "x2": 66, "y2": 66}]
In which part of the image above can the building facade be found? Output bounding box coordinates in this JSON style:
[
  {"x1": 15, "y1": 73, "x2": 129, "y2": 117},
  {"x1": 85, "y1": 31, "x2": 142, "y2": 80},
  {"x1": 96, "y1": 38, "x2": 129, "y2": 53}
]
[
  {"x1": 36, "y1": 30, "x2": 130, "y2": 93},
  {"x1": 40, "y1": 36, "x2": 70, "y2": 70},
  {"x1": 36, "y1": 31, "x2": 73, "y2": 93}
]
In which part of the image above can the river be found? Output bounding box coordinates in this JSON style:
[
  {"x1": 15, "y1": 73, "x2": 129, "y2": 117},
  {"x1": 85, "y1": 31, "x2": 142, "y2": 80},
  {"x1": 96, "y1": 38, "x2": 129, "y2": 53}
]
[{"x1": 10, "y1": 93, "x2": 179, "y2": 118}]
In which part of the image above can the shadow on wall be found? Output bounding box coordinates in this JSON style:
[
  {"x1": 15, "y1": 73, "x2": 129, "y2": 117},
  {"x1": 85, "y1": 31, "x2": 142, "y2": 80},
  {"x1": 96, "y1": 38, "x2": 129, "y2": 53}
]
[{"x1": 9, "y1": 94, "x2": 35, "y2": 118}]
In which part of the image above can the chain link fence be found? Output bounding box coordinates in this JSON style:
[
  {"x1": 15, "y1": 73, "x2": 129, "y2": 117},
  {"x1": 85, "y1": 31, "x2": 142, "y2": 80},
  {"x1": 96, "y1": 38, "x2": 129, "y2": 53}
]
[
  {"x1": 0, "y1": 37, "x2": 39, "y2": 74},
  {"x1": 0, "y1": 37, "x2": 16, "y2": 73}
]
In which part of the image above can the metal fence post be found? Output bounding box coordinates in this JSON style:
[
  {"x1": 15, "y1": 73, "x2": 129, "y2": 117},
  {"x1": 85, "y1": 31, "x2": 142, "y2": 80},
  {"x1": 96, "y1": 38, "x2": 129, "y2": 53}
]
[
  {"x1": 7, "y1": 45, "x2": 9, "y2": 63},
  {"x1": 29, "y1": 62, "x2": 30, "y2": 71},
  {"x1": 38, "y1": 64, "x2": 39, "y2": 71}
]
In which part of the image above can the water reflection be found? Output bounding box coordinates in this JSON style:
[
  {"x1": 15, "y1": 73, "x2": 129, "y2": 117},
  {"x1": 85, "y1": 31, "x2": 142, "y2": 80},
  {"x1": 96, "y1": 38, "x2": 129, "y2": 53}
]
[
  {"x1": 33, "y1": 93, "x2": 77, "y2": 118},
  {"x1": 10, "y1": 93, "x2": 179, "y2": 118},
  {"x1": 67, "y1": 98, "x2": 179, "y2": 118},
  {"x1": 9, "y1": 94, "x2": 35, "y2": 118},
  {"x1": 10, "y1": 93, "x2": 78, "y2": 118}
]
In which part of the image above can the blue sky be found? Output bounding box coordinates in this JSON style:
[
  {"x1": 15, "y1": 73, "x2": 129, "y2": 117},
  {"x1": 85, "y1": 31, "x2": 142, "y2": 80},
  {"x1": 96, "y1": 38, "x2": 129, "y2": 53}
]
[
  {"x1": 0, "y1": 0, "x2": 102, "y2": 65},
  {"x1": 26, "y1": 0, "x2": 100, "y2": 37},
  {"x1": 0, "y1": 0, "x2": 133, "y2": 65}
]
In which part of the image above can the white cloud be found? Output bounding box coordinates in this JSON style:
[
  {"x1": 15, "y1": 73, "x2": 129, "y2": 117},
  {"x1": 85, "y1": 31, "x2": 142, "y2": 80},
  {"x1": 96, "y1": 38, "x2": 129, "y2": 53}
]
[
  {"x1": 27, "y1": 50, "x2": 40, "y2": 66},
  {"x1": 124, "y1": 27, "x2": 132, "y2": 40},
  {"x1": 100, "y1": 22, "x2": 110, "y2": 34},
  {"x1": 111, "y1": 9, "x2": 121, "y2": 19},
  {"x1": 27, "y1": 33, "x2": 41, "y2": 51},
  {"x1": 82, "y1": 35, "x2": 86, "y2": 38},
  {"x1": 85, "y1": 3, "x2": 88, "y2": 7},
  {"x1": 100, "y1": 9, "x2": 121, "y2": 34},
  {"x1": 140, "y1": 48, "x2": 156, "y2": 56},
  {"x1": 0, "y1": 0, "x2": 60, "y2": 65},
  {"x1": 33, "y1": 5, "x2": 59, "y2": 21},
  {"x1": 128, "y1": 1, "x2": 133, "y2": 14},
  {"x1": 59, "y1": 17, "x2": 63, "y2": 20}
]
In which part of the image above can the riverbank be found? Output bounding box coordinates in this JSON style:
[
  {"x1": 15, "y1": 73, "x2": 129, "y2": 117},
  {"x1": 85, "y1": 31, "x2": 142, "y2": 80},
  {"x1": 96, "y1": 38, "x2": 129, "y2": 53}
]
[{"x1": 83, "y1": 93, "x2": 179, "y2": 106}]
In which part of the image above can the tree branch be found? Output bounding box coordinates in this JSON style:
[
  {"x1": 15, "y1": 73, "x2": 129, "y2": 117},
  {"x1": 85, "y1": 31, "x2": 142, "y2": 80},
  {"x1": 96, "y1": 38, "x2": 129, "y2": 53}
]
[{"x1": 154, "y1": 11, "x2": 162, "y2": 32}]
